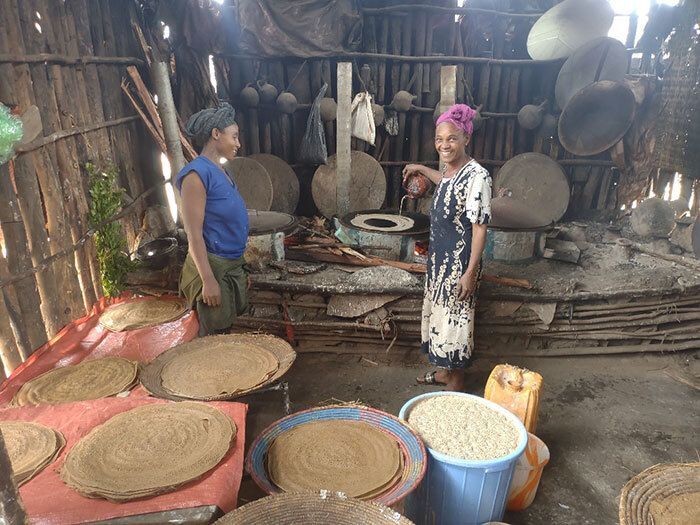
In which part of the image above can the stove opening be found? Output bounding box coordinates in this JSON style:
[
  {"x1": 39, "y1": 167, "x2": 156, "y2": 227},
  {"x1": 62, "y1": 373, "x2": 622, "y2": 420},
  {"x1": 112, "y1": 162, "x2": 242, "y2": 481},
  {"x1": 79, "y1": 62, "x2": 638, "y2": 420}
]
[{"x1": 364, "y1": 218, "x2": 399, "y2": 228}]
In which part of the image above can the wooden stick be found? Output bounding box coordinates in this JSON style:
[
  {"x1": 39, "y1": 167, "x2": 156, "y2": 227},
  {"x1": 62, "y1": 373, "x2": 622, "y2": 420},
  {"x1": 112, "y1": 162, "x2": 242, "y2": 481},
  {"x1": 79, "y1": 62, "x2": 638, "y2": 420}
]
[
  {"x1": 620, "y1": 240, "x2": 700, "y2": 271},
  {"x1": 14, "y1": 116, "x2": 139, "y2": 155},
  {"x1": 336, "y1": 62, "x2": 352, "y2": 217},
  {"x1": 0, "y1": 432, "x2": 26, "y2": 525},
  {"x1": 0, "y1": 53, "x2": 144, "y2": 65},
  {"x1": 360, "y1": 5, "x2": 544, "y2": 18},
  {"x1": 214, "y1": 51, "x2": 559, "y2": 66}
]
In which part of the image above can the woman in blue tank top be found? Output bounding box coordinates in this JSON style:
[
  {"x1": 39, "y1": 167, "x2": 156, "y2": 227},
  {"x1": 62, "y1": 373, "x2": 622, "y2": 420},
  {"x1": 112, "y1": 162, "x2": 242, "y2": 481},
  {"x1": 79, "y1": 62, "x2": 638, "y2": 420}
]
[{"x1": 177, "y1": 103, "x2": 250, "y2": 335}]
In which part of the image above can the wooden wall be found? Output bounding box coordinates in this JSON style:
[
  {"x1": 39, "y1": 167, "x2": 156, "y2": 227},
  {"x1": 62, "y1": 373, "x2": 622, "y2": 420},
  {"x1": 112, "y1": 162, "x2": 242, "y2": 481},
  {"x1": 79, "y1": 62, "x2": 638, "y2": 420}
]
[
  {"x1": 168, "y1": 1, "x2": 623, "y2": 216},
  {"x1": 0, "y1": 0, "x2": 161, "y2": 376}
]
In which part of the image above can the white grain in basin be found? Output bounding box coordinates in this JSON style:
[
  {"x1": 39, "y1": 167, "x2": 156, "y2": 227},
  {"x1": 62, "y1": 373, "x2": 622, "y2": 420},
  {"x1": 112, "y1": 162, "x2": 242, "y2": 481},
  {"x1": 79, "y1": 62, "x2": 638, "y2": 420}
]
[{"x1": 407, "y1": 395, "x2": 520, "y2": 461}]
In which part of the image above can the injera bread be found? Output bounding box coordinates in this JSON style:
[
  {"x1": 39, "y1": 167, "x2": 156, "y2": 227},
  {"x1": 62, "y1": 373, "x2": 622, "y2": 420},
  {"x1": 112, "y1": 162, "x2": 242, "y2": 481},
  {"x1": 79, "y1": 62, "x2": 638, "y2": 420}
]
[
  {"x1": 142, "y1": 334, "x2": 295, "y2": 401},
  {"x1": 99, "y1": 298, "x2": 188, "y2": 332},
  {"x1": 159, "y1": 336, "x2": 278, "y2": 399},
  {"x1": 60, "y1": 401, "x2": 235, "y2": 502},
  {"x1": 0, "y1": 421, "x2": 65, "y2": 486},
  {"x1": 12, "y1": 357, "x2": 138, "y2": 407},
  {"x1": 266, "y1": 420, "x2": 401, "y2": 499},
  {"x1": 214, "y1": 491, "x2": 415, "y2": 525},
  {"x1": 350, "y1": 213, "x2": 415, "y2": 232}
]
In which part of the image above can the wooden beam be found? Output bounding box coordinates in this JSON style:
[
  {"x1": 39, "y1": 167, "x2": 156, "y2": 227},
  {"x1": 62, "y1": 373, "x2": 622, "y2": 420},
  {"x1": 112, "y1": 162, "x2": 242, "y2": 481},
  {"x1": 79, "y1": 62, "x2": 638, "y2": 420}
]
[
  {"x1": 0, "y1": 53, "x2": 145, "y2": 66},
  {"x1": 336, "y1": 62, "x2": 352, "y2": 217},
  {"x1": 13, "y1": 116, "x2": 139, "y2": 155},
  {"x1": 214, "y1": 51, "x2": 559, "y2": 66},
  {"x1": 0, "y1": 431, "x2": 26, "y2": 525},
  {"x1": 360, "y1": 5, "x2": 544, "y2": 18}
]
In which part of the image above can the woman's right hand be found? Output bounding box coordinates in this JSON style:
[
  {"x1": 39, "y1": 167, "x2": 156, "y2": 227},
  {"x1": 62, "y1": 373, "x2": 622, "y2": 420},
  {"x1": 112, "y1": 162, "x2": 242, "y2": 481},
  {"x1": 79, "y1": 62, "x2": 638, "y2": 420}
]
[
  {"x1": 202, "y1": 277, "x2": 222, "y2": 307},
  {"x1": 402, "y1": 164, "x2": 424, "y2": 182}
]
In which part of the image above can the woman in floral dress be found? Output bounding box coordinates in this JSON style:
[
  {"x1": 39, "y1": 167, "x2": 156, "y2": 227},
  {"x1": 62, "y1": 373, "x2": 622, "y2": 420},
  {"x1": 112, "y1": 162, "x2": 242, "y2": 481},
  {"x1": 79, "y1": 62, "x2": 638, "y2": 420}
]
[{"x1": 403, "y1": 104, "x2": 492, "y2": 391}]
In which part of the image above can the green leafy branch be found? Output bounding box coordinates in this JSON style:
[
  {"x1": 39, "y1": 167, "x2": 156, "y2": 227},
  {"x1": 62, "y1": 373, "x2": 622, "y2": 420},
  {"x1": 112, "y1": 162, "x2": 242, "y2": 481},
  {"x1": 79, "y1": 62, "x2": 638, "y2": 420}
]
[{"x1": 87, "y1": 163, "x2": 135, "y2": 297}]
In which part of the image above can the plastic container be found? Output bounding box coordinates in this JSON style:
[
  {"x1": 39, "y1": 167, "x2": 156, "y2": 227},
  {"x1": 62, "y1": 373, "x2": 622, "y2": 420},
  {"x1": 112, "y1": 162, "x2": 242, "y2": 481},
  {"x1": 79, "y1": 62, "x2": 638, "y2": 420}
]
[
  {"x1": 506, "y1": 433, "x2": 550, "y2": 511},
  {"x1": 399, "y1": 392, "x2": 528, "y2": 525},
  {"x1": 484, "y1": 364, "x2": 543, "y2": 433}
]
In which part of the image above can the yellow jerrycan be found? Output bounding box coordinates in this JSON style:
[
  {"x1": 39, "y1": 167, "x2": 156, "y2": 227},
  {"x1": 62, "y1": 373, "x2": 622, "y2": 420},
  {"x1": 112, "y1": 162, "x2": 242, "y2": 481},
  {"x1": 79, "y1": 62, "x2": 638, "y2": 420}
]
[{"x1": 484, "y1": 364, "x2": 542, "y2": 433}]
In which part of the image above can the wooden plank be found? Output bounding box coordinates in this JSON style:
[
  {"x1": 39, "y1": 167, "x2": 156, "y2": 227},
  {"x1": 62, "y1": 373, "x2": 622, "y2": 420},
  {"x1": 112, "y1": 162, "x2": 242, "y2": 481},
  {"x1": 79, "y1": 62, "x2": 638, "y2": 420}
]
[
  {"x1": 0, "y1": 53, "x2": 143, "y2": 65},
  {"x1": 336, "y1": 62, "x2": 352, "y2": 217}
]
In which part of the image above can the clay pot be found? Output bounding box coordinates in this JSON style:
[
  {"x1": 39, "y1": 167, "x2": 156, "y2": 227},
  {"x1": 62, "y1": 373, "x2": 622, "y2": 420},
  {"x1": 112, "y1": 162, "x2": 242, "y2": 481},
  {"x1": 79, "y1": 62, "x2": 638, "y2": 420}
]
[
  {"x1": 240, "y1": 84, "x2": 260, "y2": 107},
  {"x1": 276, "y1": 92, "x2": 298, "y2": 114},
  {"x1": 319, "y1": 97, "x2": 337, "y2": 122},
  {"x1": 403, "y1": 173, "x2": 431, "y2": 199},
  {"x1": 539, "y1": 113, "x2": 559, "y2": 137},
  {"x1": 518, "y1": 101, "x2": 547, "y2": 130},
  {"x1": 257, "y1": 80, "x2": 278, "y2": 104},
  {"x1": 391, "y1": 90, "x2": 416, "y2": 112}
]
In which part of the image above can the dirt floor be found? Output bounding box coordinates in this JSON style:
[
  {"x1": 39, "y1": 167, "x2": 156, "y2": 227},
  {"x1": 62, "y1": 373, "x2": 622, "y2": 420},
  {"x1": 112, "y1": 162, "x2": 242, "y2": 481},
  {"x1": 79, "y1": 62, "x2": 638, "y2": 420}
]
[{"x1": 237, "y1": 348, "x2": 699, "y2": 524}]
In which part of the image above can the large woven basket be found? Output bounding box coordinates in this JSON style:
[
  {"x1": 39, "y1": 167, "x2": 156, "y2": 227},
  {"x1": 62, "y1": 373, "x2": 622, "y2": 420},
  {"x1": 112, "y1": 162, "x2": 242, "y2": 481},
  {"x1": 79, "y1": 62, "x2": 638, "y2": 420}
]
[
  {"x1": 214, "y1": 491, "x2": 415, "y2": 524},
  {"x1": 246, "y1": 405, "x2": 427, "y2": 506},
  {"x1": 619, "y1": 462, "x2": 700, "y2": 524}
]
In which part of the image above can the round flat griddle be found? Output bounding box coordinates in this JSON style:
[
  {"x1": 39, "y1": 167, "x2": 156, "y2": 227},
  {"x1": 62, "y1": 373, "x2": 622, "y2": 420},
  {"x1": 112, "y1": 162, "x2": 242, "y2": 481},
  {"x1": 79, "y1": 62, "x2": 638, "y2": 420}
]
[
  {"x1": 558, "y1": 80, "x2": 636, "y2": 156},
  {"x1": 250, "y1": 154, "x2": 300, "y2": 214},
  {"x1": 555, "y1": 37, "x2": 628, "y2": 110},
  {"x1": 527, "y1": 0, "x2": 614, "y2": 61},
  {"x1": 312, "y1": 151, "x2": 387, "y2": 218},
  {"x1": 340, "y1": 210, "x2": 430, "y2": 236},
  {"x1": 223, "y1": 157, "x2": 273, "y2": 211},
  {"x1": 248, "y1": 211, "x2": 298, "y2": 236},
  {"x1": 494, "y1": 153, "x2": 570, "y2": 226}
]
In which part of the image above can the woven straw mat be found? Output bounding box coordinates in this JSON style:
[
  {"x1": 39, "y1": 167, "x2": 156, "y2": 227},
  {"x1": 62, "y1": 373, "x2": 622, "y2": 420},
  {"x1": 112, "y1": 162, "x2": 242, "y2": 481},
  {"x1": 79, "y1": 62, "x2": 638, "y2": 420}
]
[
  {"x1": 0, "y1": 421, "x2": 65, "y2": 486},
  {"x1": 141, "y1": 333, "x2": 295, "y2": 401},
  {"x1": 266, "y1": 420, "x2": 402, "y2": 499},
  {"x1": 11, "y1": 357, "x2": 138, "y2": 407},
  {"x1": 214, "y1": 491, "x2": 415, "y2": 524},
  {"x1": 60, "y1": 401, "x2": 235, "y2": 501},
  {"x1": 619, "y1": 462, "x2": 700, "y2": 525},
  {"x1": 98, "y1": 298, "x2": 188, "y2": 331}
]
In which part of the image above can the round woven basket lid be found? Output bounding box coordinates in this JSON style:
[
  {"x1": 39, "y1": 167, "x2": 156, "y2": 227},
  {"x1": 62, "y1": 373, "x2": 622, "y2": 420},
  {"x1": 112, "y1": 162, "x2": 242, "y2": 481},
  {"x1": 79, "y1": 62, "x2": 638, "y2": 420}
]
[
  {"x1": 312, "y1": 151, "x2": 387, "y2": 218},
  {"x1": 61, "y1": 401, "x2": 236, "y2": 502},
  {"x1": 0, "y1": 421, "x2": 65, "y2": 486},
  {"x1": 494, "y1": 152, "x2": 570, "y2": 225},
  {"x1": 223, "y1": 157, "x2": 273, "y2": 211},
  {"x1": 12, "y1": 357, "x2": 139, "y2": 407},
  {"x1": 555, "y1": 36, "x2": 628, "y2": 110},
  {"x1": 619, "y1": 462, "x2": 700, "y2": 525},
  {"x1": 527, "y1": 0, "x2": 614, "y2": 61},
  {"x1": 214, "y1": 491, "x2": 415, "y2": 525},
  {"x1": 99, "y1": 297, "x2": 188, "y2": 332},
  {"x1": 141, "y1": 333, "x2": 296, "y2": 401},
  {"x1": 250, "y1": 154, "x2": 300, "y2": 214}
]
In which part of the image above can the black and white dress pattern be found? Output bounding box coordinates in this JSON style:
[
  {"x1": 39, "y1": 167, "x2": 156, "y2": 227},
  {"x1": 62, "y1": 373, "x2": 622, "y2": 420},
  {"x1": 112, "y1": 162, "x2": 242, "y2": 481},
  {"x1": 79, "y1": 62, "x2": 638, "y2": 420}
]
[{"x1": 421, "y1": 159, "x2": 492, "y2": 369}]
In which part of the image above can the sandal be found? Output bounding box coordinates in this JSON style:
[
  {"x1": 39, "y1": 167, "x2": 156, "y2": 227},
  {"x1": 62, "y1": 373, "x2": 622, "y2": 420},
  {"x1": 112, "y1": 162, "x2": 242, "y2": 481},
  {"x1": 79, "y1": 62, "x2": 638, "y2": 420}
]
[{"x1": 416, "y1": 371, "x2": 446, "y2": 385}]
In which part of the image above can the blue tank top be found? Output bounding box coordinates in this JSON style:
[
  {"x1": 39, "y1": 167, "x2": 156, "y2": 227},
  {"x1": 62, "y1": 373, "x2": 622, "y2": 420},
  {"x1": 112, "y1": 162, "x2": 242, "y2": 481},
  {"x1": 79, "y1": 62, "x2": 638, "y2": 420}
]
[{"x1": 176, "y1": 156, "x2": 249, "y2": 259}]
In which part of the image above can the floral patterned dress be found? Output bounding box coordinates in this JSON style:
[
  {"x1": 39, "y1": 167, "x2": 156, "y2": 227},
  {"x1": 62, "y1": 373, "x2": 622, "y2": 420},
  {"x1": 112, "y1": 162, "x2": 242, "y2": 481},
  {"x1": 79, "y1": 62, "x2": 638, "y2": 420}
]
[{"x1": 421, "y1": 159, "x2": 492, "y2": 369}]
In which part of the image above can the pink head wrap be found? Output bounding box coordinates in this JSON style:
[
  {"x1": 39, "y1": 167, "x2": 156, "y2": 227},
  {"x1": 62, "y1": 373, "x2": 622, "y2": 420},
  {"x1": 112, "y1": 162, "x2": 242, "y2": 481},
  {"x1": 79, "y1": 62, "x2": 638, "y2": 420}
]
[{"x1": 436, "y1": 104, "x2": 477, "y2": 136}]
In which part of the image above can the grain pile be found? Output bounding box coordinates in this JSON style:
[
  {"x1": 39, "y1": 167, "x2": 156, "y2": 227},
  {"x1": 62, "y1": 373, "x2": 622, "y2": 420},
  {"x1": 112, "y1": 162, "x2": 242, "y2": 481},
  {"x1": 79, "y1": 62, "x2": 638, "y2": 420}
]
[{"x1": 407, "y1": 395, "x2": 520, "y2": 461}]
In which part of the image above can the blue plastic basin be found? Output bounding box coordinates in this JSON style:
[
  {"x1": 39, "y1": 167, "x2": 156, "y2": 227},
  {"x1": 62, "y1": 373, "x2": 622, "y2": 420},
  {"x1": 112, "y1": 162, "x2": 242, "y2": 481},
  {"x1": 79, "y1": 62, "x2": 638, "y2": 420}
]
[{"x1": 399, "y1": 392, "x2": 528, "y2": 525}]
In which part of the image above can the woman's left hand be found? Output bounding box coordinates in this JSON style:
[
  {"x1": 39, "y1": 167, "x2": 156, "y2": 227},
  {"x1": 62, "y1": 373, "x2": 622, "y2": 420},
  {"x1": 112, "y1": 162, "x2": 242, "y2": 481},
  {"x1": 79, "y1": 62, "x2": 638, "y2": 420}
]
[{"x1": 456, "y1": 269, "x2": 478, "y2": 300}]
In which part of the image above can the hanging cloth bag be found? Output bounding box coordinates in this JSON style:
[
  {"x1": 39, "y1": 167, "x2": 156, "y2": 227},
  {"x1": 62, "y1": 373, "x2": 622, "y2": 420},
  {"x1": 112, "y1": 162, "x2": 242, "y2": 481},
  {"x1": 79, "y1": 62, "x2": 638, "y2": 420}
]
[{"x1": 351, "y1": 92, "x2": 376, "y2": 145}]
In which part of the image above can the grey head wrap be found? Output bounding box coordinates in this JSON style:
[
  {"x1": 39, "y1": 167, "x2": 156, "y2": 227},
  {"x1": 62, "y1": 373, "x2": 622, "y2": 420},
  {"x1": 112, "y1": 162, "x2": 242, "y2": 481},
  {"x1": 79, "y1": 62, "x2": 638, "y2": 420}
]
[{"x1": 185, "y1": 102, "x2": 237, "y2": 151}]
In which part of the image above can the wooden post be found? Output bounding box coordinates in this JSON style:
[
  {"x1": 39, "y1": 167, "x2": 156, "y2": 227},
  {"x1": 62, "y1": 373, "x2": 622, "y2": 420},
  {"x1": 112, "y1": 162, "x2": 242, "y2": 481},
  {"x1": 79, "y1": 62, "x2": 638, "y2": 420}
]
[
  {"x1": 152, "y1": 60, "x2": 185, "y2": 221},
  {"x1": 336, "y1": 62, "x2": 352, "y2": 217},
  {"x1": 0, "y1": 431, "x2": 27, "y2": 525}
]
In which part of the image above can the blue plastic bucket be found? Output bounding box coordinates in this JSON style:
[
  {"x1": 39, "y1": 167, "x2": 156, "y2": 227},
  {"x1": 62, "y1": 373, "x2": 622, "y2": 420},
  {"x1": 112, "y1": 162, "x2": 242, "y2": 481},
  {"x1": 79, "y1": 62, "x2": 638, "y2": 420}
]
[{"x1": 399, "y1": 392, "x2": 528, "y2": 525}]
